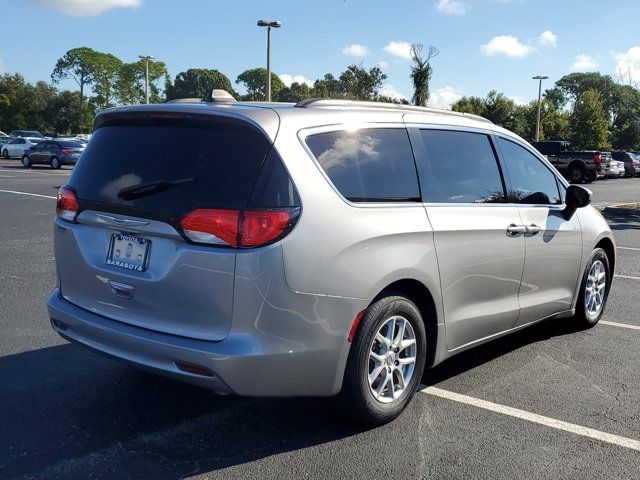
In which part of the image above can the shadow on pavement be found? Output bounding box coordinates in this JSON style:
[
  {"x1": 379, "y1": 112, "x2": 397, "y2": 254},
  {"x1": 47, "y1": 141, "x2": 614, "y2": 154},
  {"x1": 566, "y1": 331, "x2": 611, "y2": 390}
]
[
  {"x1": 603, "y1": 209, "x2": 640, "y2": 231},
  {"x1": 1, "y1": 317, "x2": 586, "y2": 478}
]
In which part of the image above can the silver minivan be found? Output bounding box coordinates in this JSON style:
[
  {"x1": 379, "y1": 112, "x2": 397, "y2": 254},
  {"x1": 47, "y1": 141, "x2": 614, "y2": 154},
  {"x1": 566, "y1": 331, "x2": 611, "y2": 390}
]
[{"x1": 48, "y1": 97, "x2": 615, "y2": 424}]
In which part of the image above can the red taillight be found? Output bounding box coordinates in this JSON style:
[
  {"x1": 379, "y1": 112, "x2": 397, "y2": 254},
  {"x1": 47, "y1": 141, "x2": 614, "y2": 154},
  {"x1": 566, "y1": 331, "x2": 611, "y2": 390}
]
[
  {"x1": 180, "y1": 208, "x2": 297, "y2": 248},
  {"x1": 56, "y1": 186, "x2": 79, "y2": 222},
  {"x1": 239, "y1": 210, "x2": 292, "y2": 247},
  {"x1": 594, "y1": 153, "x2": 601, "y2": 164},
  {"x1": 61, "y1": 149, "x2": 75, "y2": 155},
  {"x1": 181, "y1": 209, "x2": 240, "y2": 246}
]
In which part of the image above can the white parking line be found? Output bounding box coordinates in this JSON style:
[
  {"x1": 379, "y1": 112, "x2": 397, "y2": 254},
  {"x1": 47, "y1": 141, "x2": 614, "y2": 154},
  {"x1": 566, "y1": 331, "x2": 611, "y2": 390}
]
[
  {"x1": 618, "y1": 246, "x2": 640, "y2": 251},
  {"x1": 0, "y1": 189, "x2": 56, "y2": 199},
  {"x1": 601, "y1": 321, "x2": 640, "y2": 331},
  {"x1": 421, "y1": 386, "x2": 640, "y2": 452},
  {"x1": 616, "y1": 274, "x2": 640, "y2": 281}
]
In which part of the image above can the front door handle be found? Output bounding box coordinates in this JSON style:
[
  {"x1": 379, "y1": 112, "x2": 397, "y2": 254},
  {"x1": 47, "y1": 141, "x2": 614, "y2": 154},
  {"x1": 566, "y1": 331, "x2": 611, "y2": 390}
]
[
  {"x1": 507, "y1": 224, "x2": 527, "y2": 235},
  {"x1": 526, "y1": 224, "x2": 543, "y2": 235}
]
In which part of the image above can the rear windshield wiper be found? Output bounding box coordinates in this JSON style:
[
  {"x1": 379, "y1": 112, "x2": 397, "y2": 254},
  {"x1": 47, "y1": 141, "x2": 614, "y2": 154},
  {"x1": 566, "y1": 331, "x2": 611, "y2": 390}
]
[{"x1": 117, "y1": 177, "x2": 196, "y2": 201}]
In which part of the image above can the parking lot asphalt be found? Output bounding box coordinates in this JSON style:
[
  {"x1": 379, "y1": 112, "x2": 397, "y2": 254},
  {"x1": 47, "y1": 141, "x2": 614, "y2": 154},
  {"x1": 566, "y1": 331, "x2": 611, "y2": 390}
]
[{"x1": 1, "y1": 158, "x2": 639, "y2": 479}]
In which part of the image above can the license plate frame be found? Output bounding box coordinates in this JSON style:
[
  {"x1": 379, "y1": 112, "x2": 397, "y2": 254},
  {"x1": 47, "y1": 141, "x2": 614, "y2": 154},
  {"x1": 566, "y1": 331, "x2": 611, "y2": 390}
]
[{"x1": 106, "y1": 234, "x2": 150, "y2": 272}]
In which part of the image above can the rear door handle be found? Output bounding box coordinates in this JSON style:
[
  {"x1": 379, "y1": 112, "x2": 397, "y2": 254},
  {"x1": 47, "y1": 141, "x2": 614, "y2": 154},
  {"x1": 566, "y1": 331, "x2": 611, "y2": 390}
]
[
  {"x1": 526, "y1": 224, "x2": 543, "y2": 235},
  {"x1": 507, "y1": 224, "x2": 527, "y2": 235}
]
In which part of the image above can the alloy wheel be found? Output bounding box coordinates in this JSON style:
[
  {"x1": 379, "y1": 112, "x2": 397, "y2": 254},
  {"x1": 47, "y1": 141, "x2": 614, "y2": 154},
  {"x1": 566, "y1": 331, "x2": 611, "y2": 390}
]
[
  {"x1": 585, "y1": 260, "x2": 606, "y2": 316},
  {"x1": 367, "y1": 315, "x2": 417, "y2": 404}
]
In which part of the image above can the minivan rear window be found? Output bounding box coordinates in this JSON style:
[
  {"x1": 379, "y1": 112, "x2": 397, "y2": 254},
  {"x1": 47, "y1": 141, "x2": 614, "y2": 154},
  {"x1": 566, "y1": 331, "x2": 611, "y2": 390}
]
[
  {"x1": 68, "y1": 115, "x2": 273, "y2": 221},
  {"x1": 305, "y1": 128, "x2": 420, "y2": 202}
]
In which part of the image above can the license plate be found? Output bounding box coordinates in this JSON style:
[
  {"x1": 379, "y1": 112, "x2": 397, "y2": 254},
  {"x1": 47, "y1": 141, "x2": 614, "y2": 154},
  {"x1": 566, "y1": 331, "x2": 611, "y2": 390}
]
[{"x1": 106, "y1": 234, "x2": 150, "y2": 272}]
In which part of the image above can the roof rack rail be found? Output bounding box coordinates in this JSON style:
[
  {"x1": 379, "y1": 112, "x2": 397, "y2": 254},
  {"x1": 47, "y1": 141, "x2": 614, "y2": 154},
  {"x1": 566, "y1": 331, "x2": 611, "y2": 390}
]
[{"x1": 294, "y1": 98, "x2": 492, "y2": 124}]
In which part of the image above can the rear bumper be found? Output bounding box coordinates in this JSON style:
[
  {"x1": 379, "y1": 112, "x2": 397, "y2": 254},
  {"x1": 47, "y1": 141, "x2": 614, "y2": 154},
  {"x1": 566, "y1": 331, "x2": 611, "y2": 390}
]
[{"x1": 47, "y1": 281, "x2": 363, "y2": 397}]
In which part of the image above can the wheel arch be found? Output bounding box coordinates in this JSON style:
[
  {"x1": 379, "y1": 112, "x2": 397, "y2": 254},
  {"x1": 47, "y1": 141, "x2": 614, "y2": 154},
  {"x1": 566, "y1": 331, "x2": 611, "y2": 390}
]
[
  {"x1": 371, "y1": 279, "x2": 439, "y2": 369},
  {"x1": 567, "y1": 159, "x2": 586, "y2": 171},
  {"x1": 595, "y1": 236, "x2": 616, "y2": 276}
]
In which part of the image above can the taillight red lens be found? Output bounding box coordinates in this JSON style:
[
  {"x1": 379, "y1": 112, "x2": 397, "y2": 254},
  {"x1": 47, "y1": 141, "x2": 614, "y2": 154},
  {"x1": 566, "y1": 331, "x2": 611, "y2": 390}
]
[
  {"x1": 239, "y1": 210, "x2": 292, "y2": 247},
  {"x1": 180, "y1": 208, "x2": 298, "y2": 248},
  {"x1": 594, "y1": 154, "x2": 601, "y2": 164},
  {"x1": 61, "y1": 149, "x2": 75, "y2": 155},
  {"x1": 180, "y1": 209, "x2": 240, "y2": 246},
  {"x1": 56, "y1": 186, "x2": 79, "y2": 222}
]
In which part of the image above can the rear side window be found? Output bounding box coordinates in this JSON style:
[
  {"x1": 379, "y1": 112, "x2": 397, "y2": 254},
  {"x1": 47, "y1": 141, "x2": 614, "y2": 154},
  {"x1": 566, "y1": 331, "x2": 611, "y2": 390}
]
[
  {"x1": 497, "y1": 137, "x2": 561, "y2": 205},
  {"x1": 305, "y1": 128, "x2": 420, "y2": 202},
  {"x1": 418, "y1": 130, "x2": 505, "y2": 203},
  {"x1": 68, "y1": 115, "x2": 273, "y2": 220}
]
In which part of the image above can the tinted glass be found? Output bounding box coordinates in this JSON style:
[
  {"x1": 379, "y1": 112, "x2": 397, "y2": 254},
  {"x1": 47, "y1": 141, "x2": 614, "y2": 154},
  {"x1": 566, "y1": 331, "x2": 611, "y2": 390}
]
[
  {"x1": 68, "y1": 116, "x2": 272, "y2": 219},
  {"x1": 246, "y1": 148, "x2": 300, "y2": 208},
  {"x1": 305, "y1": 128, "x2": 419, "y2": 202},
  {"x1": 498, "y1": 137, "x2": 561, "y2": 205},
  {"x1": 419, "y1": 130, "x2": 505, "y2": 203},
  {"x1": 56, "y1": 140, "x2": 84, "y2": 148}
]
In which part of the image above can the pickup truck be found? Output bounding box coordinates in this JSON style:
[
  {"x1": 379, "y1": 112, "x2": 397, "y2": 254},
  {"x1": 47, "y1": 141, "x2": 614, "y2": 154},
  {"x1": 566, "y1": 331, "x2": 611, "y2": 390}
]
[{"x1": 531, "y1": 140, "x2": 602, "y2": 183}]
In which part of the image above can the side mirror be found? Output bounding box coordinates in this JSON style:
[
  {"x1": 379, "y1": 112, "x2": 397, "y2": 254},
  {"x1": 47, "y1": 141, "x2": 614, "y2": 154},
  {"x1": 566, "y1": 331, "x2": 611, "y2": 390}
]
[{"x1": 564, "y1": 185, "x2": 591, "y2": 220}]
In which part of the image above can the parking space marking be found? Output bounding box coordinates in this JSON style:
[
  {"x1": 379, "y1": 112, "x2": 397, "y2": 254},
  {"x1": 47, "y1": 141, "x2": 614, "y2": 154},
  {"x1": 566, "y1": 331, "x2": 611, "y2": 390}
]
[
  {"x1": 0, "y1": 175, "x2": 14, "y2": 178},
  {"x1": 601, "y1": 321, "x2": 640, "y2": 331},
  {"x1": 616, "y1": 274, "x2": 640, "y2": 281},
  {"x1": 420, "y1": 386, "x2": 640, "y2": 452},
  {"x1": 618, "y1": 246, "x2": 640, "y2": 251},
  {"x1": 0, "y1": 189, "x2": 56, "y2": 199}
]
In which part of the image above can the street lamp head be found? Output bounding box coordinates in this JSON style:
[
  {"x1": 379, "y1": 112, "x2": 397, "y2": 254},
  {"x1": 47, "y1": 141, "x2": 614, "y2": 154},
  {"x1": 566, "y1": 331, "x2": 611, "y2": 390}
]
[
  {"x1": 138, "y1": 55, "x2": 155, "y2": 60},
  {"x1": 532, "y1": 75, "x2": 549, "y2": 80},
  {"x1": 257, "y1": 20, "x2": 282, "y2": 28}
]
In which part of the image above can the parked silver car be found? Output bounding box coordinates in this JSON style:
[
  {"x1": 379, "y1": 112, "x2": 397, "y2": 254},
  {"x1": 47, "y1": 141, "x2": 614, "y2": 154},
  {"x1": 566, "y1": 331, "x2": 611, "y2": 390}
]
[{"x1": 48, "y1": 97, "x2": 616, "y2": 424}]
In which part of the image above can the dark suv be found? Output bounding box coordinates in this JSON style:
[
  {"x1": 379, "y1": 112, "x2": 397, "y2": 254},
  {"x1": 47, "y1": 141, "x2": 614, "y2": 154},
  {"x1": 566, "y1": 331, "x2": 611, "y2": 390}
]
[{"x1": 611, "y1": 151, "x2": 640, "y2": 177}]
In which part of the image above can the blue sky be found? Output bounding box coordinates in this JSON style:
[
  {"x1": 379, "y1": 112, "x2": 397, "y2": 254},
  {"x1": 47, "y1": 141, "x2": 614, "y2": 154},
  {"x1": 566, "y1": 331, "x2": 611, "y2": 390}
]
[{"x1": 3, "y1": 0, "x2": 640, "y2": 107}]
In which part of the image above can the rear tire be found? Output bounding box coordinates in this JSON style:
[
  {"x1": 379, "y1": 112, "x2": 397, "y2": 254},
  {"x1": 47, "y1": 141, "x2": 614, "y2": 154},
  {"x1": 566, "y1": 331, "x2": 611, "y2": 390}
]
[
  {"x1": 340, "y1": 294, "x2": 427, "y2": 425},
  {"x1": 568, "y1": 166, "x2": 585, "y2": 183},
  {"x1": 574, "y1": 248, "x2": 610, "y2": 328},
  {"x1": 2, "y1": 149, "x2": 8, "y2": 159},
  {"x1": 50, "y1": 156, "x2": 61, "y2": 169},
  {"x1": 21, "y1": 155, "x2": 31, "y2": 168}
]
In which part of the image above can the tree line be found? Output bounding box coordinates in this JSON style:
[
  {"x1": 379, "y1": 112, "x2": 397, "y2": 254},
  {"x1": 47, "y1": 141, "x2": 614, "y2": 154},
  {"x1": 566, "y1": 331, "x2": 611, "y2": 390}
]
[
  {"x1": 451, "y1": 72, "x2": 640, "y2": 151},
  {"x1": 1, "y1": 46, "x2": 639, "y2": 151}
]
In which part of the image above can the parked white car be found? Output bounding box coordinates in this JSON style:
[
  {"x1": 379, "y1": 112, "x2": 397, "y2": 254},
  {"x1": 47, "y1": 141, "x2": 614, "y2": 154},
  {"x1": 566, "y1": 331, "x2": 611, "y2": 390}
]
[
  {"x1": 607, "y1": 160, "x2": 625, "y2": 178},
  {"x1": 1, "y1": 137, "x2": 42, "y2": 158}
]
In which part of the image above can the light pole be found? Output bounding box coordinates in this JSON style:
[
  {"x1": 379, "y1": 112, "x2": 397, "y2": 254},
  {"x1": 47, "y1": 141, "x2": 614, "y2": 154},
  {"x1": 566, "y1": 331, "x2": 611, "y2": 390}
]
[
  {"x1": 532, "y1": 75, "x2": 549, "y2": 142},
  {"x1": 138, "y1": 55, "x2": 155, "y2": 104},
  {"x1": 257, "y1": 20, "x2": 282, "y2": 102}
]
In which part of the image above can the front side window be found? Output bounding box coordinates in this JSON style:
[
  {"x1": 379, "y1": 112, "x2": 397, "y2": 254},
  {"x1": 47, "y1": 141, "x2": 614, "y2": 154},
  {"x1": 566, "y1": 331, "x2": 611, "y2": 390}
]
[
  {"x1": 305, "y1": 128, "x2": 420, "y2": 202},
  {"x1": 418, "y1": 129, "x2": 505, "y2": 203},
  {"x1": 498, "y1": 137, "x2": 561, "y2": 205}
]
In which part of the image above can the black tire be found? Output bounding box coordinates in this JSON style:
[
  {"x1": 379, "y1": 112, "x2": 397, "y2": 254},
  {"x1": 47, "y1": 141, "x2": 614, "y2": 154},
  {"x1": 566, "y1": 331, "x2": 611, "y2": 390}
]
[
  {"x1": 21, "y1": 155, "x2": 31, "y2": 168},
  {"x1": 574, "y1": 248, "x2": 611, "y2": 328},
  {"x1": 584, "y1": 170, "x2": 597, "y2": 183},
  {"x1": 2, "y1": 149, "x2": 8, "y2": 159},
  {"x1": 340, "y1": 294, "x2": 427, "y2": 425},
  {"x1": 568, "y1": 166, "x2": 585, "y2": 183},
  {"x1": 50, "y1": 156, "x2": 61, "y2": 169}
]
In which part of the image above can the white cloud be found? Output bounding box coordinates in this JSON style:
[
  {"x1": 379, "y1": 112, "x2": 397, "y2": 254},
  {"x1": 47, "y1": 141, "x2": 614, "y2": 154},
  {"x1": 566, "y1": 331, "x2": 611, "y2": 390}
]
[
  {"x1": 538, "y1": 30, "x2": 557, "y2": 47},
  {"x1": 32, "y1": 0, "x2": 142, "y2": 16},
  {"x1": 571, "y1": 54, "x2": 598, "y2": 71},
  {"x1": 509, "y1": 96, "x2": 527, "y2": 106},
  {"x1": 0, "y1": 58, "x2": 5, "y2": 75},
  {"x1": 383, "y1": 41, "x2": 412, "y2": 61},
  {"x1": 377, "y1": 60, "x2": 390, "y2": 70},
  {"x1": 428, "y1": 86, "x2": 464, "y2": 109},
  {"x1": 480, "y1": 35, "x2": 533, "y2": 58},
  {"x1": 378, "y1": 85, "x2": 407, "y2": 102},
  {"x1": 435, "y1": 0, "x2": 468, "y2": 15},
  {"x1": 614, "y1": 47, "x2": 640, "y2": 83},
  {"x1": 342, "y1": 44, "x2": 369, "y2": 57},
  {"x1": 279, "y1": 74, "x2": 314, "y2": 88}
]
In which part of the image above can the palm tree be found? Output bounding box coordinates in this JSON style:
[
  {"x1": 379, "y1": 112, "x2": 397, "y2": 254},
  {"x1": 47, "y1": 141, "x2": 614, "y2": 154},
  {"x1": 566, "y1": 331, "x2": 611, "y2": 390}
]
[{"x1": 410, "y1": 44, "x2": 439, "y2": 107}]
